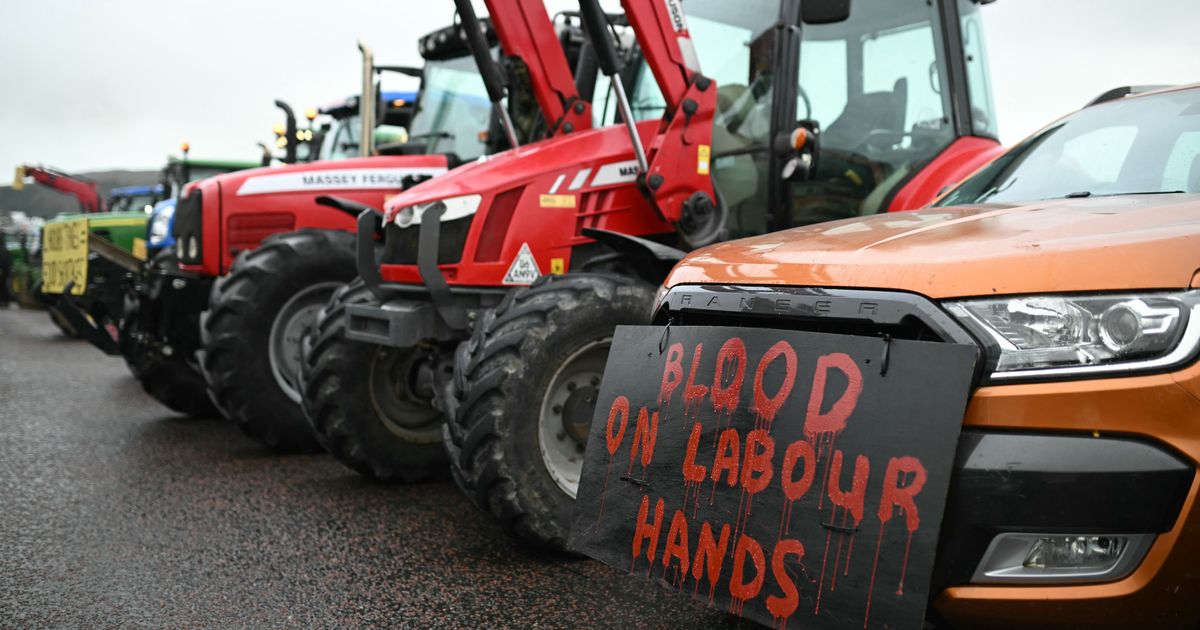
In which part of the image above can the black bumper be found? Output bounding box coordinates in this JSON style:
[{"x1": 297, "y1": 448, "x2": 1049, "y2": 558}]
[
  {"x1": 350, "y1": 205, "x2": 505, "y2": 348},
  {"x1": 129, "y1": 262, "x2": 213, "y2": 360},
  {"x1": 932, "y1": 431, "x2": 1193, "y2": 592}
]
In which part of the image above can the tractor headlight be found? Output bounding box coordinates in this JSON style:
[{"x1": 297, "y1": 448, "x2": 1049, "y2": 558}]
[
  {"x1": 945, "y1": 291, "x2": 1200, "y2": 381},
  {"x1": 148, "y1": 205, "x2": 175, "y2": 246},
  {"x1": 392, "y1": 195, "x2": 481, "y2": 229}
]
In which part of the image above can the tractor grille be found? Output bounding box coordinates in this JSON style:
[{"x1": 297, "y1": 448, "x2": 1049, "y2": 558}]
[
  {"x1": 382, "y1": 216, "x2": 470, "y2": 266},
  {"x1": 173, "y1": 189, "x2": 203, "y2": 265}
]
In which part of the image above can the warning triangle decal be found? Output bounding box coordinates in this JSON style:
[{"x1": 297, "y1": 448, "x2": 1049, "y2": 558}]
[{"x1": 503, "y1": 242, "x2": 542, "y2": 285}]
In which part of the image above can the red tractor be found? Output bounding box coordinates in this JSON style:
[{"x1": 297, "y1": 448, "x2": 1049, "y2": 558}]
[
  {"x1": 161, "y1": 10, "x2": 606, "y2": 450},
  {"x1": 304, "y1": 0, "x2": 1005, "y2": 550}
]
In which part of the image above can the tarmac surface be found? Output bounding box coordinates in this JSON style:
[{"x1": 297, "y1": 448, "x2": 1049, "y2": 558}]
[{"x1": 0, "y1": 308, "x2": 742, "y2": 629}]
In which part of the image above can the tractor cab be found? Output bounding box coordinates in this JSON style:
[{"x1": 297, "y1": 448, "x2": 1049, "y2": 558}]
[
  {"x1": 624, "y1": 0, "x2": 1000, "y2": 239},
  {"x1": 310, "y1": 90, "x2": 419, "y2": 162},
  {"x1": 107, "y1": 184, "x2": 165, "y2": 214},
  {"x1": 160, "y1": 155, "x2": 259, "y2": 199}
]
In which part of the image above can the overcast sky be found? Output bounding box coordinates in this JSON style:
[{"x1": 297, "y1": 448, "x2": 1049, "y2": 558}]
[{"x1": 1, "y1": 0, "x2": 1197, "y2": 178}]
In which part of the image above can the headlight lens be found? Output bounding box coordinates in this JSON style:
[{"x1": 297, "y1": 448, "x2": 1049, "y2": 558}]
[
  {"x1": 148, "y1": 206, "x2": 175, "y2": 245},
  {"x1": 186, "y1": 235, "x2": 199, "y2": 261},
  {"x1": 393, "y1": 195, "x2": 482, "y2": 229},
  {"x1": 946, "y1": 291, "x2": 1200, "y2": 379}
]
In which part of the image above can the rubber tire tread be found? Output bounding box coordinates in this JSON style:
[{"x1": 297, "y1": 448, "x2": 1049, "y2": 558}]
[
  {"x1": 300, "y1": 278, "x2": 449, "y2": 481},
  {"x1": 445, "y1": 273, "x2": 656, "y2": 551},
  {"x1": 201, "y1": 229, "x2": 356, "y2": 453}
]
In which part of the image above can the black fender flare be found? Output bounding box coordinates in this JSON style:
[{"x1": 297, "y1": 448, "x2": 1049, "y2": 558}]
[{"x1": 579, "y1": 228, "x2": 687, "y2": 287}]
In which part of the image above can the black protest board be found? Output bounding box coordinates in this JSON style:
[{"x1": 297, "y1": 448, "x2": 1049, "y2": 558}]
[{"x1": 569, "y1": 325, "x2": 977, "y2": 629}]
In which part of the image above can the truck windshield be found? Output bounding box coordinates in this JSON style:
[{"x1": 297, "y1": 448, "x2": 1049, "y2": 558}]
[
  {"x1": 408, "y1": 54, "x2": 493, "y2": 161},
  {"x1": 937, "y1": 89, "x2": 1200, "y2": 206}
]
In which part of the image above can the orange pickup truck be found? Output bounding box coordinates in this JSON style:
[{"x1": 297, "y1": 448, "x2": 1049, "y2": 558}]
[{"x1": 580, "y1": 85, "x2": 1200, "y2": 628}]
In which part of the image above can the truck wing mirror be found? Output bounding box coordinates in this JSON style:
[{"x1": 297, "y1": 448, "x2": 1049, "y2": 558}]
[{"x1": 802, "y1": 0, "x2": 851, "y2": 25}]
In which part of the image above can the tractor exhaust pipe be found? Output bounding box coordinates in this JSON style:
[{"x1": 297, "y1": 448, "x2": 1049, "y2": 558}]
[
  {"x1": 578, "y1": 0, "x2": 647, "y2": 174},
  {"x1": 358, "y1": 40, "x2": 377, "y2": 157},
  {"x1": 273, "y1": 100, "x2": 299, "y2": 164},
  {"x1": 453, "y1": 0, "x2": 520, "y2": 149}
]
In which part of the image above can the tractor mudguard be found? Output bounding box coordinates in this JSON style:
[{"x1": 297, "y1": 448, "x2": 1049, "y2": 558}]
[
  {"x1": 579, "y1": 227, "x2": 687, "y2": 286},
  {"x1": 316, "y1": 195, "x2": 382, "y2": 225}
]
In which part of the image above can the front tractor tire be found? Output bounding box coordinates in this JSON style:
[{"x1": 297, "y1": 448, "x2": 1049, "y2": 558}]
[
  {"x1": 201, "y1": 229, "x2": 356, "y2": 453},
  {"x1": 445, "y1": 273, "x2": 656, "y2": 551},
  {"x1": 300, "y1": 279, "x2": 449, "y2": 481}
]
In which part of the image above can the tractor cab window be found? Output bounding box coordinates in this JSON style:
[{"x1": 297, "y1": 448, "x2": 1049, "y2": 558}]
[
  {"x1": 318, "y1": 114, "x2": 363, "y2": 161},
  {"x1": 408, "y1": 54, "x2": 493, "y2": 161},
  {"x1": 960, "y1": 0, "x2": 997, "y2": 138},
  {"x1": 791, "y1": 0, "x2": 957, "y2": 225},
  {"x1": 685, "y1": 0, "x2": 782, "y2": 238}
]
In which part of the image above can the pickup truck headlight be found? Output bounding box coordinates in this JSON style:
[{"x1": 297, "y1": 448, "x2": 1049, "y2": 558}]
[{"x1": 945, "y1": 291, "x2": 1200, "y2": 380}]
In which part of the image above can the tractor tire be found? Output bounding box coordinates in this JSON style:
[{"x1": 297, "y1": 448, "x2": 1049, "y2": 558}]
[
  {"x1": 300, "y1": 279, "x2": 449, "y2": 481},
  {"x1": 120, "y1": 286, "x2": 217, "y2": 418},
  {"x1": 201, "y1": 229, "x2": 356, "y2": 453},
  {"x1": 445, "y1": 273, "x2": 656, "y2": 551}
]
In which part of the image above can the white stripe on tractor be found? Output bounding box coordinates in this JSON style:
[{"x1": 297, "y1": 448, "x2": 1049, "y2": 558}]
[
  {"x1": 235, "y1": 167, "x2": 448, "y2": 196},
  {"x1": 549, "y1": 174, "x2": 566, "y2": 194},
  {"x1": 568, "y1": 168, "x2": 592, "y2": 191}
]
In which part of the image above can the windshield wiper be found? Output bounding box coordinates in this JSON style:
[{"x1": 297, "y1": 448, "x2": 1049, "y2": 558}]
[{"x1": 1060, "y1": 190, "x2": 1186, "y2": 200}]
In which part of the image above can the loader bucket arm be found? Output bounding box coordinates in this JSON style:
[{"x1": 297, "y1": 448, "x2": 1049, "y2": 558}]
[
  {"x1": 17, "y1": 164, "x2": 105, "y2": 213},
  {"x1": 580, "y1": 0, "x2": 720, "y2": 247},
  {"x1": 482, "y1": 0, "x2": 593, "y2": 135}
]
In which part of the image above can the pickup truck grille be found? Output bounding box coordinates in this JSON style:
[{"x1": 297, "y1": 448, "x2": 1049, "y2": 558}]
[{"x1": 655, "y1": 285, "x2": 977, "y2": 346}]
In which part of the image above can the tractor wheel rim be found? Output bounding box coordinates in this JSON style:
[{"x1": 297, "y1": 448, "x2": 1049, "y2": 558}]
[
  {"x1": 539, "y1": 337, "x2": 610, "y2": 499},
  {"x1": 268, "y1": 282, "x2": 341, "y2": 404},
  {"x1": 367, "y1": 347, "x2": 442, "y2": 443}
]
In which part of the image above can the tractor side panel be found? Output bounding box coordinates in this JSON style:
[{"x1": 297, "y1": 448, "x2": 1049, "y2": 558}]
[
  {"x1": 178, "y1": 155, "x2": 449, "y2": 277},
  {"x1": 378, "y1": 161, "x2": 672, "y2": 287}
]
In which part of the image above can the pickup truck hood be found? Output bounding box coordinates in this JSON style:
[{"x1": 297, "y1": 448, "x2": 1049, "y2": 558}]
[{"x1": 667, "y1": 193, "x2": 1200, "y2": 298}]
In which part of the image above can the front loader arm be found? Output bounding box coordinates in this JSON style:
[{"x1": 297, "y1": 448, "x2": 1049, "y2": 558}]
[
  {"x1": 17, "y1": 164, "x2": 104, "y2": 213},
  {"x1": 581, "y1": 0, "x2": 719, "y2": 247},
  {"x1": 483, "y1": 0, "x2": 593, "y2": 135}
]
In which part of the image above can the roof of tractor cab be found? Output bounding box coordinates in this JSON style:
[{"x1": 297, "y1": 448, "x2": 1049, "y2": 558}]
[
  {"x1": 319, "y1": 91, "x2": 419, "y2": 118},
  {"x1": 110, "y1": 184, "x2": 164, "y2": 197},
  {"x1": 166, "y1": 157, "x2": 260, "y2": 170}
]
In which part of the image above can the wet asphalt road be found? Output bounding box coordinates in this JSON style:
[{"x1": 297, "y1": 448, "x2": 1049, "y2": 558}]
[{"x1": 0, "y1": 308, "x2": 742, "y2": 629}]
